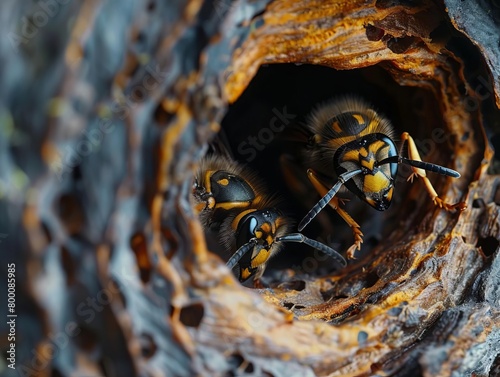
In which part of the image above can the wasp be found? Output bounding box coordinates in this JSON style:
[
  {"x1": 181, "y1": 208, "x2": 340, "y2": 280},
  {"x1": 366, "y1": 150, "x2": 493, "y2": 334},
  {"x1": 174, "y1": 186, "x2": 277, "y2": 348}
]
[
  {"x1": 192, "y1": 155, "x2": 346, "y2": 282},
  {"x1": 297, "y1": 96, "x2": 467, "y2": 259}
]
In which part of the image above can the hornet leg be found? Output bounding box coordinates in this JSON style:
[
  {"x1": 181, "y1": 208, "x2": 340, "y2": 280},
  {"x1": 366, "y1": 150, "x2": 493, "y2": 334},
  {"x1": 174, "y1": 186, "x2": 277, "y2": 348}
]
[
  {"x1": 307, "y1": 169, "x2": 363, "y2": 259},
  {"x1": 401, "y1": 132, "x2": 466, "y2": 211}
]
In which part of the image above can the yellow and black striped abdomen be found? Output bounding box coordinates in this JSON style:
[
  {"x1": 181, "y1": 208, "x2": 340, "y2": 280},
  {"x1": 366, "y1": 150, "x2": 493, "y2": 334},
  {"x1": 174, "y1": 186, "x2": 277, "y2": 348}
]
[
  {"x1": 307, "y1": 97, "x2": 395, "y2": 154},
  {"x1": 207, "y1": 170, "x2": 256, "y2": 211}
]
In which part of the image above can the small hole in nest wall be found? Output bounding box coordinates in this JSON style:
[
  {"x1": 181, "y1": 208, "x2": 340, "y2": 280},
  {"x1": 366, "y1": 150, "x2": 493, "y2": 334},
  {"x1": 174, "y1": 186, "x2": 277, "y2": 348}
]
[
  {"x1": 139, "y1": 333, "x2": 157, "y2": 359},
  {"x1": 472, "y1": 198, "x2": 486, "y2": 208},
  {"x1": 386, "y1": 36, "x2": 418, "y2": 54},
  {"x1": 179, "y1": 302, "x2": 205, "y2": 328},
  {"x1": 490, "y1": 353, "x2": 500, "y2": 376},
  {"x1": 227, "y1": 353, "x2": 255, "y2": 374},
  {"x1": 365, "y1": 25, "x2": 385, "y2": 41},
  {"x1": 477, "y1": 236, "x2": 499, "y2": 257},
  {"x1": 213, "y1": 63, "x2": 449, "y2": 279}
]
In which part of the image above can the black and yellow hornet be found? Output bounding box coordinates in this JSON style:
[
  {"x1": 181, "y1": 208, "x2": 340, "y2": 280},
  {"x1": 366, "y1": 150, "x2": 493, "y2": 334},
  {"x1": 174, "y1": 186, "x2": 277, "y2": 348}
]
[
  {"x1": 299, "y1": 96, "x2": 466, "y2": 258},
  {"x1": 193, "y1": 155, "x2": 346, "y2": 282}
]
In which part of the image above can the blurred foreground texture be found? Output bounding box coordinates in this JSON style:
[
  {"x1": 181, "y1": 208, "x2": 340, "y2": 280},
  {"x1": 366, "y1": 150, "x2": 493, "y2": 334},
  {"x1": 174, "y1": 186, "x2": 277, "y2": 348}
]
[{"x1": 1, "y1": 0, "x2": 500, "y2": 376}]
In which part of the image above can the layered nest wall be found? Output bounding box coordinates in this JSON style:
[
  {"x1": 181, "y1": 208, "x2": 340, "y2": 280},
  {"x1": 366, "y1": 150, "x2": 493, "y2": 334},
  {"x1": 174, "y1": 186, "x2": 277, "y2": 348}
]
[{"x1": 2, "y1": 0, "x2": 500, "y2": 376}]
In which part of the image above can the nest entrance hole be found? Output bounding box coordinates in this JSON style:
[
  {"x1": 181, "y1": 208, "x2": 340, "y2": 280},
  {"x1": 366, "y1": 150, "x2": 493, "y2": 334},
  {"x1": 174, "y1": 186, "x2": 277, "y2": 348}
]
[{"x1": 215, "y1": 63, "x2": 450, "y2": 278}]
